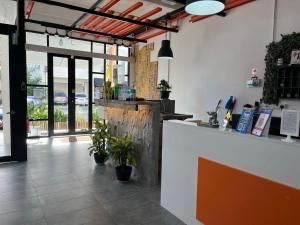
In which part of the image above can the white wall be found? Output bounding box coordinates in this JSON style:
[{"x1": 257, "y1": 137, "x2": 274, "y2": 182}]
[{"x1": 138, "y1": 0, "x2": 300, "y2": 120}]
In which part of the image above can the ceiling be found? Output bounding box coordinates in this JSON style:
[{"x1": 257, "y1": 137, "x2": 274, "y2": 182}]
[
  {"x1": 25, "y1": 0, "x2": 185, "y2": 44},
  {"x1": 1, "y1": 0, "x2": 256, "y2": 44}
]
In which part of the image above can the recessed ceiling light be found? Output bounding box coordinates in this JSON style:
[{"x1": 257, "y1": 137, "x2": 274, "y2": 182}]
[{"x1": 185, "y1": 0, "x2": 225, "y2": 16}]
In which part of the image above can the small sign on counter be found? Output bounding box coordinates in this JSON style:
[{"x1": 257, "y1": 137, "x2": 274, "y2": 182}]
[{"x1": 280, "y1": 109, "x2": 300, "y2": 143}]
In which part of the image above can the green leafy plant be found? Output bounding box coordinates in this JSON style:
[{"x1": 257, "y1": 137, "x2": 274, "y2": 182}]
[
  {"x1": 263, "y1": 32, "x2": 300, "y2": 105},
  {"x1": 27, "y1": 103, "x2": 48, "y2": 120},
  {"x1": 54, "y1": 108, "x2": 67, "y2": 122},
  {"x1": 108, "y1": 134, "x2": 138, "y2": 167},
  {"x1": 88, "y1": 120, "x2": 113, "y2": 158},
  {"x1": 157, "y1": 79, "x2": 171, "y2": 91}
]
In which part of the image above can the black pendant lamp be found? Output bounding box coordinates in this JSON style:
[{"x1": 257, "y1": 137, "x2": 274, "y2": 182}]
[
  {"x1": 158, "y1": 40, "x2": 173, "y2": 60},
  {"x1": 185, "y1": 0, "x2": 225, "y2": 16}
]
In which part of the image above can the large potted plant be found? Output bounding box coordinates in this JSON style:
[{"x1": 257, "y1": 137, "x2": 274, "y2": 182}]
[
  {"x1": 157, "y1": 79, "x2": 171, "y2": 99},
  {"x1": 88, "y1": 120, "x2": 112, "y2": 165},
  {"x1": 108, "y1": 134, "x2": 138, "y2": 182}
]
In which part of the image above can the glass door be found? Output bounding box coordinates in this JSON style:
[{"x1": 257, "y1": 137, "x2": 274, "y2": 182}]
[
  {"x1": 48, "y1": 54, "x2": 92, "y2": 136},
  {"x1": 0, "y1": 34, "x2": 12, "y2": 161},
  {"x1": 75, "y1": 58, "x2": 92, "y2": 132}
]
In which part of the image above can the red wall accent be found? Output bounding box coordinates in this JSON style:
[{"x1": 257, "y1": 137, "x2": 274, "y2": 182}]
[{"x1": 196, "y1": 157, "x2": 300, "y2": 225}]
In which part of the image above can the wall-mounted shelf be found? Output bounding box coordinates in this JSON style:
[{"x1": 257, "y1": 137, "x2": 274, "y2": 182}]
[{"x1": 277, "y1": 65, "x2": 300, "y2": 99}]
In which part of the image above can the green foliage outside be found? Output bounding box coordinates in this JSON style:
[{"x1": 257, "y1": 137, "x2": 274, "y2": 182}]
[
  {"x1": 54, "y1": 107, "x2": 67, "y2": 122},
  {"x1": 263, "y1": 32, "x2": 300, "y2": 105},
  {"x1": 107, "y1": 133, "x2": 138, "y2": 167},
  {"x1": 27, "y1": 103, "x2": 48, "y2": 120},
  {"x1": 27, "y1": 64, "x2": 43, "y2": 96}
]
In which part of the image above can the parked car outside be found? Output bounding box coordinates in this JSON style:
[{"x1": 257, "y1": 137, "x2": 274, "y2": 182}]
[
  {"x1": 54, "y1": 92, "x2": 68, "y2": 105},
  {"x1": 75, "y1": 93, "x2": 88, "y2": 106}
]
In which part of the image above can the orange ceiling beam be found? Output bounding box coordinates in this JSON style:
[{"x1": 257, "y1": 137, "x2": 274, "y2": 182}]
[
  {"x1": 80, "y1": 0, "x2": 120, "y2": 28},
  {"x1": 25, "y1": 0, "x2": 35, "y2": 19},
  {"x1": 95, "y1": 2, "x2": 143, "y2": 32},
  {"x1": 102, "y1": 15, "x2": 135, "y2": 34},
  {"x1": 190, "y1": 0, "x2": 255, "y2": 23},
  {"x1": 116, "y1": 7, "x2": 162, "y2": 36},
  {"x1": 109, "y1": 7, "x2": 162, "y2": 34}
]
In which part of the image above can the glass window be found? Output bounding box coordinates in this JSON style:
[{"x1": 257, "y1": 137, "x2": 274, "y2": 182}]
[
  {"x1": 92, "y1": 43, "x2": 104, "y2": 53},
  {"x1": 93, "y1": 58, "x2": 104, "y2": 73},
  {"x1": 92, "y1": 74, "x2": 104, "y2": 102},
  {"x1": 118, "y1": 46, "x2": 129, "y2": 57},
  {"x1": 106, "y1": 44, "x2": 117, "y2": 55},
  {"x1": 26, "y1": 32, "x2": 47, "y2": 46},
  {"x1": 26, "y1": 51, "x2": 48, "y2": 85},
  {"x1": 105, "y1": 60, "x2": 116, "y2": 83},
  {"x1": 117, "y1": 61, "x2": 129, "y2": 85},
  {"x1": 49, "y1": 36, "x2": 91, "y2": 52}
]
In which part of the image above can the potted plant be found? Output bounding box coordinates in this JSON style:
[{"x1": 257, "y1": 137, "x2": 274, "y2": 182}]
[
  {"x1": 88, "y1": 120, "x2": 112, "y2": 165},
  {"x1": 108, "y1": 134, "x2": 138, "y2": 182},
  {"x1": 157, "y1": 79, "x2": 171, "y2": 99}
]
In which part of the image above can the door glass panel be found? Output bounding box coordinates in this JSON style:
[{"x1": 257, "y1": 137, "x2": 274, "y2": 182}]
[
  {"x1": 0, "y1": 35, "x2": 11, "y2": 157},
  {"x1": 27, "y1": 87, "x2": 48, "y2": 137},
  {"x1": 75, "y1": 59, "x2": 89, "y2": 132},
  {"x1": 53, "y1": 57, "x2": 69, "y2": 134}
]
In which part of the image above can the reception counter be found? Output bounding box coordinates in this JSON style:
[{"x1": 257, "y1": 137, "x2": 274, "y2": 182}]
[{"x1": 161, "y1": 121, "x2": 300, "y2": 225}]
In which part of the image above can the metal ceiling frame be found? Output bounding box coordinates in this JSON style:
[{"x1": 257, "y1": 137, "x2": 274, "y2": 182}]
[
  {"x1": 25, "y1": 19, "x2": 147, "y2": 43},
  {"x1": 30, "y1": 0, "x2": 179, "y2": 33}
]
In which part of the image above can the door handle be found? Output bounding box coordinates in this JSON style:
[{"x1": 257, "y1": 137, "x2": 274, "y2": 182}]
[{"x1": 6, "y1": 111, "x2": 16, "y2": 115}]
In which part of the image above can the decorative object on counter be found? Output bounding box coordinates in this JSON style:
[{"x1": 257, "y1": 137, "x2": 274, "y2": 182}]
[
  {"x1": 290, "y1": 50, "x2": 300, "y2": 65},
  {"x1": 254, "y1": 101, "x2": 260, "y2": 113},
  {"x1": 247, "y1": 68, "x2": 261, "y2": 88},
  {"x1": 104, "y1": 81, "x2": 113, "y2": 100},
  {"x1": 185, "y1": 0, "x2": 225, "y2": 16},
  {"x1": 157, "y1": 79, "x2": 172, "y2": 99},
  {"x1": 108, "y1": 134, "x2": 138, "y2": 182},
  {"x1": 263, "y1": 32, "x2": 300, "y2": 105},
  {"x1": 280, "y1": 109, "x2": 300, "y2": 143},
  {"x1": 252, "y1": 108, "x2": 273, "y2": 137},
  {"x1": 207, "y1": 99, "x2": 222, "y2": 128},
  {"x1": 119, "y1": 86, "x2": 137, "y2": 101},
  {"x1": 236, "y1": 108, "x2": 255, "y2": 134},
  {"x1": 222, "y1": 96, "x2": 236, "y2": 130},
  {"x1": 112, "y1": 84, "x2": 122, "y2": 100},
  {"x1": 88, "y1": 120, "x2": 114, "y2": 165}
]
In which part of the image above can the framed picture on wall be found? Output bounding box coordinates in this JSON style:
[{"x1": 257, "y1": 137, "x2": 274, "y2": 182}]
[{"x1": 290, "y1": 50, "x2": 300, "y2": 64}]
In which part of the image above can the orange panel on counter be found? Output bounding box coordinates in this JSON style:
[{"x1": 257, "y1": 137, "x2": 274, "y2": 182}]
[{"x1": 196, "y1": 157, "x2": 300, "y2": 225}]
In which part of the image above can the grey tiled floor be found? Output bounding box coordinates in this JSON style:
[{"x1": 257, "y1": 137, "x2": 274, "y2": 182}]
[{"x1": 0, "y1": 138, "x2": 185, "y2": 225}]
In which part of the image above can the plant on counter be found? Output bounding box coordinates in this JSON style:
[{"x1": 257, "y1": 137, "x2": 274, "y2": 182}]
[
  {"x1": 157, "y1": 79, "x2": 172, "y2": 100},
  {"x1": 263, "y1": 32, "x2": 300, "y2": 105},
  {"x1": 107, "y1": 133, "x2": 138, "y2": 182},
  {"x1": 89, "y1": 119, "x2": 114, "y2": 164}
]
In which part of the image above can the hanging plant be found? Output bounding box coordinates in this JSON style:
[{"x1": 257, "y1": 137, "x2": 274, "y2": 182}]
[{"x1": 263, "y1": 32, "x2": 300, "y2": 105}]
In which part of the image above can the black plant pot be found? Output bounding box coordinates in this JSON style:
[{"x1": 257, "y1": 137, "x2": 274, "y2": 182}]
[
  {"x1": 160, "y1": 91, "x2": 171, "y2": 99},
  {"x1": 115, "y1": 165, "x2": 132, "y2": 182},
  {"x1": 94, "y1": 153, "x2": 107, "y2": 165}
]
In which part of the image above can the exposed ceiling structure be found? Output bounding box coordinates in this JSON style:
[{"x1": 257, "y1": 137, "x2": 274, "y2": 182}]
[{"x1": 22, "y1": 0, "x2": 255, "y2": 45}]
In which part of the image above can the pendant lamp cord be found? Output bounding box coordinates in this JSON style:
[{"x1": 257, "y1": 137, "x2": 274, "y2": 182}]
[{"x1": 166, "y1": 19, "x2": 171, "y2": 83}]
